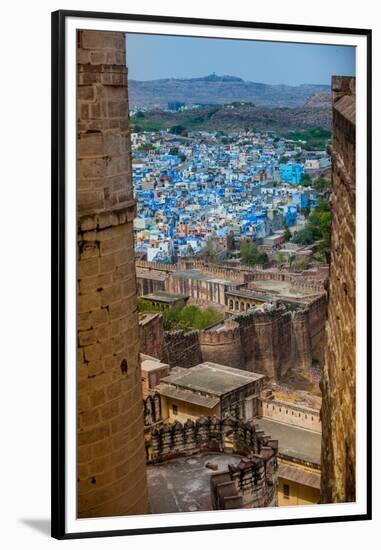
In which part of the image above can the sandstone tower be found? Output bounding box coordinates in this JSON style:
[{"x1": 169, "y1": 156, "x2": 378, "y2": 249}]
[
  {"x1": 320, "y1": 76, "x2": 356, "y2": 503},
  {"x1": 76, "y1": 31, "x2": 149, "y2": 518}
]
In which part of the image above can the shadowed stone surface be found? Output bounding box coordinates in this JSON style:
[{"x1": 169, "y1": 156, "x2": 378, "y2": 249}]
[{"x1": 147, "y1": 453, "x2": 244, "y2": 513}]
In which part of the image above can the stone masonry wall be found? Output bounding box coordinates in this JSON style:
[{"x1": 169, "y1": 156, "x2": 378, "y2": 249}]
[
  {"x1": 139, "y1": 312, "x2": 164, "y2": 360},
  {"x1": 321, "y1": 76, "x2": 356, "y2": 503},
  {"x1": 234, "y1": 303, "x2": 293, "y2": 379},
  {"x1": 199, "y1": 322, "x2": 244, "y2": 370},
  {"x1": 162, "y1": 330, "x2": 203, "y2": 368},
  {"x1": 76, "y1": 31, "x2": 148, "y2": 518}
]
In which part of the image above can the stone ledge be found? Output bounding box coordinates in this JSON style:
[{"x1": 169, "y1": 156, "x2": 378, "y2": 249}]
[{"x1": 78, "y1": 201, "x2": 136, "y2": 232}]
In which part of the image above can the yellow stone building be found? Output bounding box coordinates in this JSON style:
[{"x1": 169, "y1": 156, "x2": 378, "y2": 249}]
[
  {"x1": 278, "y1": 459, "x2": 320, "y2": 506},
  {"x1": 157, "y1": 362, "x2": 265, "y2": 424},
  {"x1": 255, "y1": 418, "x2": 321, "y2": 506}
]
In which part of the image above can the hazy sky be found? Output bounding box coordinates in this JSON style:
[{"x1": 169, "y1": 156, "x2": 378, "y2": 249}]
[{"x1": 125, "y1": 33, "x2": 355, "y2": 86}]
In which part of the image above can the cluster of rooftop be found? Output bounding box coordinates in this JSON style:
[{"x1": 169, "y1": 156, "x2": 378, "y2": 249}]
[{"x1": 132, "y1": 130, "x2": 330, "y2": 262}]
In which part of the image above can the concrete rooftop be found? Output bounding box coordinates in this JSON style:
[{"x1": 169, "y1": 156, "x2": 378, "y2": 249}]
[
  {"x1": 142, "y1": 291, "x2": 189, "y2": 303},
  {"x1": 160, "y1": 362, "x2": 264, "y2": 397},
  {"x1": 172, "y1": 269, "x2": 242, "y2": 287}
]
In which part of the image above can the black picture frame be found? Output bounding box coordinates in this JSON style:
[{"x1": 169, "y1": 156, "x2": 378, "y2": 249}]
[{"x1": 51, "y1": 9, "x2": 372, "y2": 540}]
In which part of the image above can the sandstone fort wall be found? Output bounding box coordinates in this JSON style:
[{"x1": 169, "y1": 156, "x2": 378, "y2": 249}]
[
  {"x1": 162, "y1": 330, "x2": 203, "y2": 369},
  {"x1": 321, "y1": 77, "x2": 356, "y2": 503},
  {"x1": 77, "y1": 31, "x2": 148, "y2": 518},
  {"x1": 199, "y1": 325, "x2": 244, "y2": 369},
  {"x1": 139, "y1": 313, "x2": 164, "y2": 360}
]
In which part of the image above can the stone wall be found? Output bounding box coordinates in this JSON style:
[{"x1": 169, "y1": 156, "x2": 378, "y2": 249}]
[
  {"x1": 199, "y1": 321, "x2": 244, "y2": 369},
  {"x1": 135, "y1": 259, "x2": 327, "y2": 379},
  {"x1": 167, "y1": 274, "x2": 231, "y2": 309},
  {"x1": 162, "y1": 330, "x2": 203, "y2": 368},
  {"x1": 144, "y1": 393, "x2": 162, "y2": 427},
  {"x1": 233, "y1": 304, "x2": 293, "y2": 379},
  {"x1": 260, "y1": 398, "x2": 321, "y2": 433},
  {"x1": 158, "y1": 299, "x2": 324, "y2": 380},
  {"x1": 308, "y1": 295, "x2": 328, "y2": 363},
  {"x1": 291, "y1": 308, "x2": 312, "y2": 374},
  {"x1": 76, "y1": 30, "x2": 148, "y2": 518},
  {"x1": 139, "y1": 312, "x2": 164, "y2": 359},
  {"x1": 136, "y1": 274, "x2": 166, "y2": 297},
  {"x1": 211, "y1": 453, "x2": 278, "y2": 509},
  {"x1": 321, "y1": 76, "x2": 356, "y2": 503}
]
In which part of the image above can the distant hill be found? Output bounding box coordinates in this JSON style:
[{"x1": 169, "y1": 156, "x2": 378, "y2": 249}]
[
  {"x1": 303, "y1": 92, "x2": 331, "y2": 108},
  {"x1": 128, "y1": 74, "x2": 330, "y2": 109},
  {"x1": 130, "y1": 102, "x2": 331, "y2": 133}
]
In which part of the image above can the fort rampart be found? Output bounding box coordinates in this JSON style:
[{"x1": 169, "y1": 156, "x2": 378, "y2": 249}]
[
  {"x1": 138, "y1": 298, "x2": 326, "y2": 382},
  {"x1": 162, "y1": 330, "x2": 203, "y2": 369}
]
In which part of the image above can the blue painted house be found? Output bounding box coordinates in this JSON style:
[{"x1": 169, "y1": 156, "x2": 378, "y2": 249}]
[{"x1": 280, "y1": 163, "x2": 305, "y2": 184}]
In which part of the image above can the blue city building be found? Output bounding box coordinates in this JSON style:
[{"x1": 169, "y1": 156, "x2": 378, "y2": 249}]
[{"x1": 279, "y1": 162, "x2": 305, "y2": 184}]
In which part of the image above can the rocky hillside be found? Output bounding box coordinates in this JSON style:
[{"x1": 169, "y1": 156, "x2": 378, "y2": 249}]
[
  {"x1": 303, "y1": 92, "x2": 331, "y2": 108},
  {"x1": 129, "y1": 74, "x2": 330, "y2": 109},
  {"x1": 131, "y1": 102, "x2": 331, "y2": 133}
]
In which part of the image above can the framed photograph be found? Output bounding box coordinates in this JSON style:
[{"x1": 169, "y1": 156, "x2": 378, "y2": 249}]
[{"x1": 51, "y1": 9, "x2": 372, "y2": 540}]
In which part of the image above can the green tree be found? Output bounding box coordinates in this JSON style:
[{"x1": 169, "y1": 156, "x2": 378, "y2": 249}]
[
  {"x1": 293, "y1": 257, "x2": 310, "y2": 271},
  {"x1": 137, "y1": 143, "x2": 155, "y2": 152},
  {"x1": 300, "y1": 173, "x2": 312, "y2": 187},
  {"x1": 313, "y1": 176, "x2": 330, "y2": 191},
  {"x1": 292, "y1": 227, "x2": 314, "y2": 245},
  {"x1": 170, "y1": 124, "x2": 187, "y2": 136},
  {"x1": 292, "y1": 198, "x2": 331, "y2": 252},
  {"x1": 275, "y1": 251, "x2": 287, "y2": 264},
  {"x1": 240, "y1": 240, "x2": 268, "y2": 265},
  {"x1": 137, "y1": 300, "x2": 223, "y2": 331},
  {"x1": 284, "y1": 227, "x2": 292, "y2": 241},
  {"x1": 201, "y1": 237, "x2": 218, "y2": 260}
]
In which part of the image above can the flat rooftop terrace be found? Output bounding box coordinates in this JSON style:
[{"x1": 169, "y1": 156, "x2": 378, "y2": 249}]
[
  {"x1": 160, "y1": 362, "x2": 264, "y2": 397},
  {"x1": 250, "y1": 279, "x2": 316, "y2": 298},
  {"x1": 172, "y1": 269, "x2": 242, "y2": 287},
  {"x1": 147, "y1": 453, "x2": 244, "y2": 514},
  {"x1": 254, "y1": 418, "x2": 321, "y2": 465},
  {"x1": 141, "y1": 291, "x2": 189, "y2": 303}
]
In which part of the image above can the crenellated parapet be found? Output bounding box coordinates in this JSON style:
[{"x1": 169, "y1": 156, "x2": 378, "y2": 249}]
[
  {"x1": 150, "y1": 415, "x2": 277, "y2": 463},
  {"x1": 135, "y1": 259, "x2": 176, "y2": 273},
  {"x1": 199, "y1": 326, "x2": 241, "y2": 346},
  {"x1": 162, "y1": 330, "x2": 202, "y2": 369}
]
